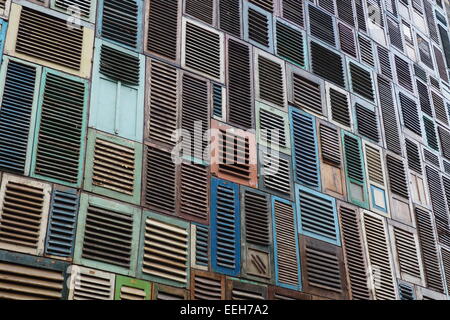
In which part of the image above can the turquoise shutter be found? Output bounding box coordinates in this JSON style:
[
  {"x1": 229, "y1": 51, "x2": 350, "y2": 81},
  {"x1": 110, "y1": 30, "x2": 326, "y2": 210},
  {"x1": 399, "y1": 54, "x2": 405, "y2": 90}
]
[
  {"x1": 211, "y1": 177, "x2": 241, "y2": 276},
  {"x1": 192, "y1": 223, "x2": 209, "y2": 269}
]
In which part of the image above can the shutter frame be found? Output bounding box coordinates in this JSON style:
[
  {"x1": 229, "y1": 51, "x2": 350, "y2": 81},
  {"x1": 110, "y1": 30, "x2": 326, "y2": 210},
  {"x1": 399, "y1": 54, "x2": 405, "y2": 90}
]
[{"x1": 243, "y1": 1, "x2": 274, "y2": 52}]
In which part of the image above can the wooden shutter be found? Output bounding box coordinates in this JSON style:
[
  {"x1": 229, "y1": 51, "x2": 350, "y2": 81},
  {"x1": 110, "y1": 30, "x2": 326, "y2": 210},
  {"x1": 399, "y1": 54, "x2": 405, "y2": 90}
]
[
  {"x1": 300, "y1": 235, "x2": 348, "y2": 299},
  {"x1": 395, "y1": 55, "x2": 414, "y2": 92},
  {"x1": 289, "y1": 68, "x2": 325, "y2": 116},
  {"x1": 405, "y1": 139, "x2": 423, "y2": 175},
  {"x1": 52, "y1": 0, "x2": 96, "y2": 22},
  {"x1": 145, "y1": 58, "x2": 178, "y2": 147},
  {"x1": 417, "y1": 34, "x2": 434, "y2": 70},
  {"x1": 219, "y1": 0, "x2": 241, "y2": 37},
  {"x1": 211, "y1": 178, "x2": 240, "y2": 276},
  {"x1": 152, "y1": 283, "x2": 189, "y2": 300},
  {"x1": 398, "y1": 282, "x2": 415, "y2": 300},
  {"x1": 138, "y1": 211, "x2": 190, "y2": 287},
  {"x1": 387, "y1": 18, "x2": 403, "y2": 51},
  {"x1": 84, "y1": 129, "x2": 142, "y2": 205},
  {"x1": 361, "y1": 211, "x2": 397, "y2": 300},
  {"x1": 272, "y1": 196, "x2": 301, "y2": 290},
  {"x1": 338, "y1": 22, "x2": 357, "y2": 58},
  {"x1": 5, "y1": 3, "x2": 93, "y2": 78},
  {"x1": 423, "y1": 115, "x2": 440, "y2": 151},
  {"x1": 211, "y1": 120, "x2": 257, "y2": 187},
  {"x1": 32, "y1": 69, "x2": 88, "y2": 187},
  {"x1": 433, "y1": 46, "x2": 449, "y2": 82},
  {"x1": 145, "y1": 0, "x2": 180, "y2": 61},
  {"x1": 44, "y1": 186, "x2": 79, "y2": 259},
  {"x1": 423, "y1": 0, "x2": 439, "y2": 43},
  {"x1": 319, "y1": 122, "x2": 341, "y2": 167},
  {"x1": 377, "y1": 46, "x2": 393, "y2": 79},
  {"x1": 182, "y1": 17, "x2": 224, "y2": 82},
  {"x1": 342, "y1": 131, "x2": 368, "y2": 207},
  {"x1": 386, "y1": 153, "x2": 412, "y2": 224},
  {"x1": 338, "y1": 203, "x2": 372, "y2": 300},
  {"x1": 438, "y1": 126, "x2": 450, "y2": 160},
  {"x1": 90, "y1": 40, "x2": 145, "y2": 142},
  {"x1": 185, "y1": 0, "x2": 215, "y2": 25},
  {"x1": 0, "y1": 174, "x2": 51, "y2": 256},
  {"x1": 327, "y1": 84, "x2": 351, "y2": 129},
  {"x1": 318, "y1": 0, "x2": 335, "y2": 14},
  {"x1": 311, "y1": 41, "x2": 345, "y2": 88},
  {"x1": 296, "y1": 184, "x2": 340, "y2": 245},
  {"x1": 0, "y1": 58, "x2": 39, "y2": 175},
  {"x1": 249, "y1": 0, "x2": 273, "y2": 12},
  {"x1": 244, "y1": 2, "x2": 274, "y2": 52},
  {"x1": 355, "y1": 103, "x2": 380, "y2": 143},
  {"x1": 290, "y1": 108, "x2": 320, "y2": 190},
  {"x1": 75, "y1": 194, "x2": 141, "y2": 276},
  {"x1": 309, "y1": 4, "x2": 336, "y2": 46},
  {"x1": 336, "y1": 0, "x2": 354, "y2": 26},
  {"x1": 225, "y1": 279, "x2": 268, "y2": 299},
  {"x1": 259, "y1": 148, "x2": 293, "y2": 199},
  {"x1": 190, "y1": 270, "x2": 225, "y2": 300},
  {"x1": 191, "y1": 223, "x2": 209, "y2": 270},
  {"x1": 268, "y1": 285, "x2": 311, "y2": 300},
  {"x1": 355, "y1": 0, "x2": 367, "y2": 31},
  {"x1": 275, "y1": 19, "x2": 306, "y2": 68},
  {"x1": 417, "y1": 79, "x2": 432, "y2": 116},
  {"x1": 281, "y1": 0, "x2": 304, "y2": 27},
  {"x1": 358, "y1": 35, "x2": 374, "y2": 67},
  {"x1": 68, "y1": 266, "x2": 114, "y2": 300},
  {"x1": 227, "y1": 38, "x2": 253, "y2": 129},
  {"x1": 399, "y1": 91, "x2": 422, "y2": 137},
  {"x1": 255, "y1": 49, "x2": 287, "y2": 110},
  {"x1": 432, "y1": 91, "x2": 448, "y2": 126},
  {"x1": 114, "y1": 276, "x2": 151, "y2": 300},
  {"x1": 257, "y1": 102, "x2": 291, "y2": 155},
  {"x1": 0, "y1": 249, "x2": 67, "y2": 300},
  {"x1": 363, "y1": 142, "x2": 388, "y2": 215},
  {"x1": 349, "y1": 61, "x2": 375, "y2": 102}
]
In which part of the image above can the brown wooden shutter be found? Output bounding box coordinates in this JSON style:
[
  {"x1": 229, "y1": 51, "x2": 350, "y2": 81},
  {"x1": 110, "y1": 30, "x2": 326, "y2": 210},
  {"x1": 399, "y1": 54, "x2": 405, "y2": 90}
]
[{"x1": 190, "y1": 270, "x2": 225, "y2": 300}]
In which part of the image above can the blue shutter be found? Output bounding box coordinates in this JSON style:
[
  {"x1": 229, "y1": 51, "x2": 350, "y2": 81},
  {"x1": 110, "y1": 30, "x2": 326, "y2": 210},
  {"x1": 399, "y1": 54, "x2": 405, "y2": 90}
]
[
  {"x1": 0, "y1": 58, "x2": 39, "y2": 174},
  {"x1": 45, "y1": 187, "x2": 79, "y2": 258},
  {"x1": 290, "y1": 107, "x2": 321, "y2": 190},
  {"x1": 295, "y1": 184, "x2": 341, "y2": 246},
  {"x1": 211, "y1": 177, "x2": 241, "y2": 276}
]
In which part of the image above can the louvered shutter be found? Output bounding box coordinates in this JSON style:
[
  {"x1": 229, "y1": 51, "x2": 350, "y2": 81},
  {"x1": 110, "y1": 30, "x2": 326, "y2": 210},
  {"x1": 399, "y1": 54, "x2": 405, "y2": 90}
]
[
  {"x1": 338, "y1": 204, "x2": 372, "y2": 300},
  {"x1": 185, "y1": 0, "x2": 214, "y2": 25},
  {"x1": 386, "y1": 154, "x2": 409, "y2": 200},
  {"x1": 359, "y1": 35, "x2": 375, "y2": 67},
  {"x1": 0, "y1": 249, "x2": 68, "y2": 300},
  {"x1": 290, "y1": 109, "x2": 320, "y2": 190},
  {"x1": 438, "y1": 126, "x2": 450, "y2": 160},
  {"x1": 275, "y1": 19, "x2": 306, "y2": 68},
  {"x1": 75, "y1": 194, "x2": 141, "y2": 275},
  {"x1": 441, "y1": 248, "x2": 450, "y2": 294},
  {"x1": 90, "y1": 40, "x2": 145, "y2": 142},
  {"x1": 98, "y1": 0, "x2": 142, "y2": 50},
  {"x1": 416, "y1": 286, "x2": 447, "y2": 300},
  {"x1": 268, "y1": 285, "x2": 311, "y2": 300},
  {"x1": 191, "y1": 224, "x2": 209, "y2": 270},
  {"x1": 405, "y1": 139, "x2": 423, "y2": 175},
  {"x1": 0, "y1": 0, "x2": 10, "y2": 19},
  {"x1": 191, "y1": 270, "x2": 225, "y2": 300},
  {"x1": 179, "y1": 161, "x2": 209, "y2": 223},
  {"x1": 398, "y1": 282, "x2": 415, "y2": 300},
  {"x1": 244, "y1": 2, "x2": 274, "y2": 52},
  {"x1": 423, "y1": 0, "x2": 439, "y2": 44},
  {"x1": 417, "y1": 34, "x2": 434, "y2": 70},
  {"x1": 272, "y1": 196, "x2": 301, "y2": 290},
  {"x1": 296, "y1": 185, "x2": 340, "y2": 245},
  {"x1": 319, "y1": 123, "x2": 341, "y2": 167},
  {"x1": 336, "y1": 0, "x2": 354, "y2": 26},
  {"x1": 424, "y1": 148, "x2": 441, "y2": 168},
  {"x1": 45, "y1": 187, "x2": 79, "y2": 259},
  {"x1": 182, "y1": 18, "x2": 224, "y2": 82},
  {"x1": 259, "y1": 147, "x2": 293, "y2": 199},
  {"x1": 138, "y1": 211, "x2": 190, "y2": 287},
  {"x1": 433, "y1": 46, "x2": 449, "y2": 82},
  {"x1": 227, "y1": 38, "x2": 253, "y2": 129},
  {"x1": 212, "y1": 83, "x2": 225, "y2": 121},
  {"x1": 0, "y1": 58, "x2": 39, "y2": 175},
  {"x1": 68, "y1": 266, "x2": 114, "y2": 300},
  {"x1": 361, "y1": 211, "x2": 397, "y2": 300},
  {"x1": 219, "y1": 0, "x2": 241, "y2": 36},
  {"x1": 255, "y1": 49, "x2": 287, "y2": 110},
  {"x1": 289, "y1": 69, "x2": 324, "y2": 116},
  {"x1": 399, "y1": 91, "x2": 422, "y2": 136},
  {"x1": 387, "y1": 18, "x2": 403, "y2": 51},
  {"x1": 377, "y1": 46, "x2": 392, "y2": 79},
  {"x1": 300, "y1": 235, "x2": 348, "y2": 299},
  {"x1": 226, "y1": 279, "x2": 268, "y2": 299},
  {"x1": 281, "y1": 0, "x2": 304, "y2": 27},
  {"x1": 438, "y1": 24, "x2": 450, "y2": 66},
  {"x1": 257, "y1": 102, "x2": 291, "y2": 155},
  {"x1": 249, "y1": 0, "x2": 273, "y2": 12},
  {"x1": 395, "y1": 55, "x2": 414, "y2": 92},
  {"x1": 84, "y1": 129, "x2": 142, "y2": 204},
  {"x1": 338, "y1": 22, "x2": 357, "y2": 58},
  {"x1": 6, "y1": 4, "x2": 93, "y2": 78},
  {"x1": 363, "y1": 142, "x2": 388, "y2": 215},
  {"x1": 114, "y1": 276, "x2": 151, "y2": 300},
  {"x1": 151, "y1": 283, "x2": 188, "y2": 300},
  {"x1": 52, "y1": 0, "x2": 96, "y2": 22},
  {"x1": 211, "y1": 120, "x2": 257, "y2": 187},
  {"x1": 327, "y1": 84, "x2": 351, "y2": 129},
  {"x1": 417, "y1": 79, "x2": 433, "y2": 116},
  {"x1": 349, "y1": 61, "x2": 375, "y2": 102},
  {"x1": 0, "y1": 174, "x2": 51, "y2": 256},
  {"x1": 145, "y1": 59, "x2": 178, "y2": 147},
  {"x1": 146, "y1": 0, "x2": 180, "y2": 61},
  {"x1": 432, "y1": 91, "x2": 448, "y2": 126},
  {"x1": 318, "y1": 0, "x2": 335, "y2": 14},
  {"x1": 311, "y1": 41, "x2": 345, "y2": 88},
  {"x1": 32, "y1": 69, "x2": 88, "y2": 187},
  {"x1": 423, "y1": 115, "x2": 439, "y2": 151},
  {"x1": 181, "y1": 73, "x2": 209, "y2": 164},
  {"x1": 211, "y1": 178, "x2": 240, "y2": 276},
  {"x1": 309, "y1": 4, "x2": 336, "y2": 46},
  {"x1": 342, "y1": 131, "x2": 368, "y2": 208},
  {"x1": 414, "y1": 63, "x2": 428, "y2": 82},
  {"x1": 355, "y1": 103, "x2": 380, "y2": 143},
  {"x1": 355, "y1": 0, "x2": 366, "y2": 32}
]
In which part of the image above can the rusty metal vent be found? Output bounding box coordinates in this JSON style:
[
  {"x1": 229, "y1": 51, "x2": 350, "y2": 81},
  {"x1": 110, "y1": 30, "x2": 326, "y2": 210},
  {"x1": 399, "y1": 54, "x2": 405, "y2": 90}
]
[
  {"x1": 16, "y1": 6, "x2": 83, "y2": 70},
  {"x1": 92, "y1": 138, "x2": 135, "y2": 195},
  {"x1": 101, "y1": 0, "x2": 139, "y2": 49}
]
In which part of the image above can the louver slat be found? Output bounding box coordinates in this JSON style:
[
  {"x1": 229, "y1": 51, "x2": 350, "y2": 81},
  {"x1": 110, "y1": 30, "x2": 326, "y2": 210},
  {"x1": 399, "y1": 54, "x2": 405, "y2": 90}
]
[
  {"x1": 242, "y1": 188, "x2": 270, "y2": 247},
  {"x1": 355, "y1": 104, "x2": 379, "y2": 142},
  {"x1": 291, "y1": 73, "x2": 323, "y2": 115},
  {"x1": 227, "y1": 39, "x2": 252, "y2": 129},
  {"x1": 146, "y1": 0, "x2": 179, "y2": 61},
  {"x1": 69, "y1": 266, "x2": 114, "y2": 300},
  {"x1": 311, "y1": 42, "x2": 345, "y2": 88},
  {"x1": 0, "y1": 250, "x2": 67, "y2": 300},
  {"x1": 100, "y1": 0, "x2": 140, "y2": 49},
  {"x1": 211, "y1": 178, "x2": 240, "y2": 276},
  {"x1": 281, "y1": 0, "x2": 304, "y2": 27},
  {"x1": 399, "y1": 92, "x2": 421, "y2": 136},
  {"x1": 33, "y1": 71, "x2": 87, "y2": 186},
  {"x1": 378, "y1": 76, "x2": 401, "y2": 155},
  {"x1": 15, "y1": 6, "x2": 83, "y2": 70},
  {"x1": 405, "y1": 139, "x2": 422, "y2": 175},
  {"x1": 140, "y1": 212, "x2": 189, "y2": 287},
  {"x1": 291, "y1": 109, "x2": 320, "y2": 189},
  {"x1": 144, "y1": 146, "x2": 176, "y2": 214},
  {"x1": 185, "y1": 0, "x2": 213, "y2": 25},
  {"x1": 146, "y1": 59, "x2": 178, "y2": 146},
  {"x1": 339, "y1": 205, "x2": 371, "y2": 300},
  {"x1": 276, "y1": 20, "x2": 305, "y2": 67},
  {"x1": 0, "y1": 60, "x2": 37, "y2": 174},
  {"x1": 179, "y1": 162, "x2": 209, "y2": 223},
  {"x1": 152, "y1": 283, "x2": 188, "y2": 300},
  {"x1": 320, "y1": 123, "x2": 341, "y2": 167},
  {"x1": 272, "y1": 197, "x2": 300, "y2": 290},
  {"x1": 309, "y1": 5, "x2": 335, "y2": 47},
  {"x1": 349, "y1": 63, "x2": 374, "y2": 102},
  {"x1": 192, "y1": 224, "x2": 209, "y2": 268},
  {"x1": 362, "y1": 212, "x2": 396, "y2": 300},
  {"x1": 183, "y1": 19, "x2": 223, "y2": 81},
  {"x1": 296, "y1": 185, "x2": 339, "y2": 245},
  {"x1": 191, "y1": 270, "x2": 225, "y2": 300},
  {"x1": 338, "y1": 23, "x2": 356, "y2": 58},
  {"x1": 386, "y1": 155, "x2": 409, "y2": 199},
  {"x1": 257, "y1": 54, "x2": 285, "y2": 109},
  {"x1": 219, "y1": 0, "x2": 241, "y2": 37},
  {"x1": 45, "y1": 187, "x2": 79, "y2": 258}
]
